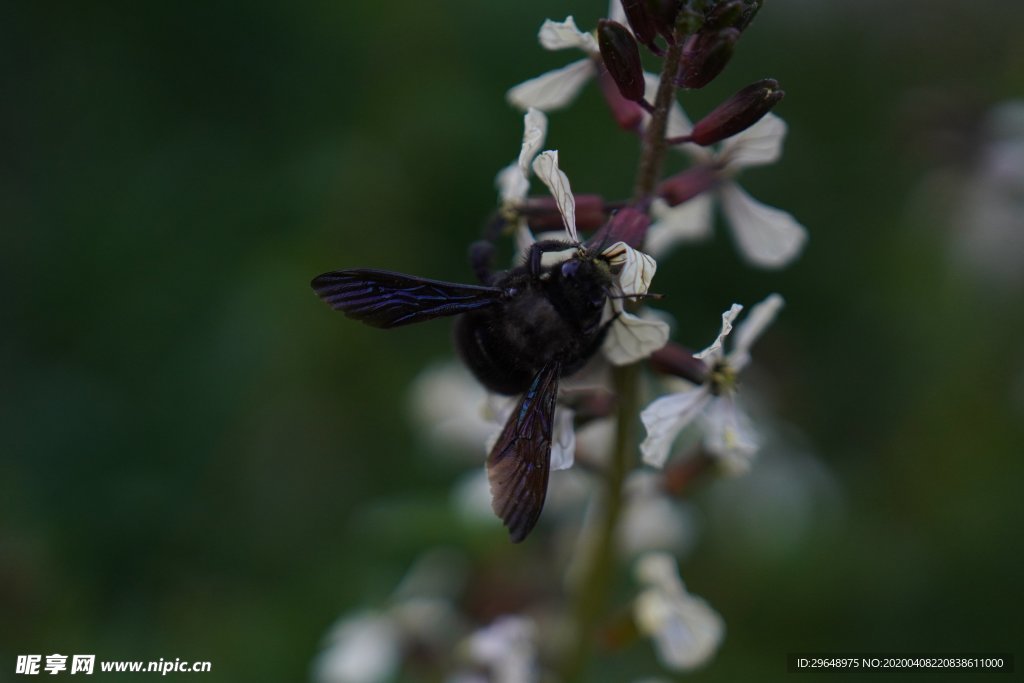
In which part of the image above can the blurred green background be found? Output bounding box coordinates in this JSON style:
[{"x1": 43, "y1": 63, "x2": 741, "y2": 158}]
[{"x1": 3, "y1": 0, "x2": 1022, "y2": 680}]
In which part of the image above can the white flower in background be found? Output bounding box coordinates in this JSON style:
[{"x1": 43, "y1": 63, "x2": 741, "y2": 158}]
[
  {"x1": 633, "y1": 552, "x2": 724, "y2": 671},
  {"x1": 640, "y1": 294, "x2": 784, "y2": 472},
  {"x1": 407, "y1": 362, "x2": 496, "y2": 460},
  {"x1": 450, "y1": 616, "x2": 539, "y2": 683},
  {"x1": 314, "y1": 611, "x2": 401, "y2": 683},
  {"x1": 619, "y1": 470, "x2": 698, "y2": 558},
  {"x1": 506, "y1": 16, "x2": 601, "y2": 111},
  {"x1": 648, "y1": 113, "x2": 807, "y2": 269},
  {"x1": 705, "y1": 427, "x2": 843, "y2": 564},
  {"x1": 948, "y1": 100, "x2": 1024, "y2": 289},
  {"x1": 314, "y1": 552, "x2": 466, "y2": 683}
]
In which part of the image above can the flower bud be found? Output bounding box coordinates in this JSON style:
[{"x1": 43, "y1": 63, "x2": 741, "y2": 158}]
[
  {"x1": 675, "y1": 27, "x2": 738, "y2": 89},
  {"x1": 656, "y1": 166, "x2": 720, "y2": 206},
  {"x1": 650, "y1": 342, "x2": 710, "y2": 384},
  {"x1": 620, "y1": 0, "x2": 660, "y2": 51},
  {"x1": 674, "y1": 7, "x2": 704, "y2": 37},
  {"x1": 523, "y1": 194, "x2": 606, "y2": 232},
  {"x1": 731, "y1": 0, "x2": 763, "y2": 32},
  {"x1": 598, "y1": 20, "x2": 645, "y2": 103},
  {"x1": 648, "y1": 0, "x2": 685, "y2": 41},
  {"x1": 704, "y1": 0, "x2": 746, "y2": 31},
  {"x1": 689, "y1": 78, "x2": 784, "y2": 145},
  {"x1": 598, "y1": 68, "x2": 646, "y2": 132},
  {"x1": 587, "y1": 206, "x2": 651, "y2": 250}
]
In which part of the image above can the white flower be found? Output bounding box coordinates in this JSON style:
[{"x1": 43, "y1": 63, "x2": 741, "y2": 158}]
[
  {"x1": 313, "y1": 611, "x2": 401, "y2": 683},
  {"x1": 619, "y1": 470, "x2": 697, "y2": 558},
  {"x1": 647, "y1": 113, "x2": 807, "y2": 269},
  {"x1": 407, "y1": 362, "x2": 497, "y2": 460},
  {"x1": 506, "y1": 19, "x2": 689, "y2": 145},
  {"x1": 640, "y1": 294, "x2": 784, "y2": 471},
  {"x1": 314, "y1": 552, "x2": 466, "y2": 683},
  {"x1": 457, "y1": 616, "x2": 539, "y2": 683},
  {"x1": 506, "y1": 16, "x2": 601, "y2": 111},
  {"x1": 633, "y1": 552, "x2": 724, "y2": 671},
  {"x1": 948, "y1": 100, "x2": 1024, "y2": 289}
]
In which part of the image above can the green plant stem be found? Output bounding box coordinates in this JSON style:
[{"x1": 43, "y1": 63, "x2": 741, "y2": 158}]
[
  {"x1": 559, "y1": 37, "x2": 683, "y2": 683},
  {"x1": 633, "y1": 38, "x2": 684, "y2": 204}
]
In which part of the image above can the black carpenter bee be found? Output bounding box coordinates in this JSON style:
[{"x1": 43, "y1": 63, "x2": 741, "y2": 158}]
[{"x1": 312, "y1": 237, "x2": 625, "y2": 542}]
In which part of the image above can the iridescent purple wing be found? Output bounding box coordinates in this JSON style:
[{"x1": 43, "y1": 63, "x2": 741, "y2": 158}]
[
  {"x1": 311, "y1": 269, "x2": 503, "y2": 328},
  {"x1": 487, "y1": 361, "x2": 561, "y2": 543}
]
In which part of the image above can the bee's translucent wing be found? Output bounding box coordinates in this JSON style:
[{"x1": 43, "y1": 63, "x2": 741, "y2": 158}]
[
  {"x1": 487, "y1": 361, "x2": 561, "y2": 542},
  {"x1": 312, "y1": 269, "x2": 504, "y2": 328}
]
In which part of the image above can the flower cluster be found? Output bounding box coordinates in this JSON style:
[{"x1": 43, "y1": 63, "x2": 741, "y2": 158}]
[{"x1": 314, "y1": 1, "x2": 808, "y2": 680}]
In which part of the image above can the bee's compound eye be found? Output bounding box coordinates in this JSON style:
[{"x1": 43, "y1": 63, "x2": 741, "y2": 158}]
[{"x1": 560, "y1": 260, "x2": 581, "y2": 278}]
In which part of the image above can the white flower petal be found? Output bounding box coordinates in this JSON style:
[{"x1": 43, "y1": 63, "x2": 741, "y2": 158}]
[
  {"x1": 728, "y1": 293, "x2": 784, "y2": 370},
  {"x1": 496, "y1": 163, "x2": 528, "y2": 204},
  {"x1": 633, "y1": 553, "x2": 725, "y2": 672},
  {"x1": 601, "y1": 241, "x2": 657, "y2": 298},
  {"x1": 408, "y1": 362, "x2": 495, "y2": 458},
  {"x1": 694, "y1": 303, "x2": 743, "y2": 361},
  {"x1": 620, "y1": 471, "x2": 695, "y2": 557},
  {"x1": 702, "y1": 396, "x2": 759, "y2": 470},
  {"x1": 608, "y1": 0, "x2": 627, "y2": 25},
  {"x1": 634, "y1": 551, "x2": 682, "y2": 589},
  {"x1": 603, "y1": 304, "x2": 670, "y2": 366},
  {"x1": 514, "y1": 222, "x2": 537, "y2": 256},
  {"x1": 466, "y1": 616, "x2": 538, "y2": 683},
  {"x1": 532, "y1": 150, "x2": 579, "y2": 243},
  {"x1": 635, "y1": 587, "x2": 724, "y2": 671},
  {"x1": 506, "y1": 58, "x2": 597, "y2": 112},
  {"x1": 645, "y1": 195, "x2": 715, "y2": 257},
  {"x1": 483, "y1": 395, "x2": 518, "y2": 455},
  {"x1": 550, "y1": 406, "x2": 576, "y2": 471},
  {"x1": 639, "y1": 386, "x2": 712, "y2": 468},
  {"x1": 314, "y1": 612, "x2": 401, "y2": 683},
  {"x1": 452, "y1": 468, "x2": 501, "y2": 526},
  {"x1": 518, "y1": 108, "x2": 548, "y2": 176},
  {"x1": 720, "y1": 112, "x2": 787, "y2": 170},
  {"x1": 720, "y1": 182, "x2": 807, "y2": 269},
  {"x1": 538, "y1": 16, "x2": 598, "y2": 54}
]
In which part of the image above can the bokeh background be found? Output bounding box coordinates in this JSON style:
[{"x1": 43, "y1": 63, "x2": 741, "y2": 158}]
[{"x1": 3, "y1": 0, "x2": 1023, "y2": 680}]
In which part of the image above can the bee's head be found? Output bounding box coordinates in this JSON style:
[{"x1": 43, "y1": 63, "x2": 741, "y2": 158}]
[{"x1": 549, "y1": 252, "x2": 614, "y2": 315}]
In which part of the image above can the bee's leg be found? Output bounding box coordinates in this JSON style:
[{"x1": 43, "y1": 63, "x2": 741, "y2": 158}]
[
  {"x1": 469, "y1": 240, "x2": 496, "y2": 285},
  {"x1": 526, "y1": 240, "x2": 579, "y2": 276},
  {"x1": 470, "y1": 213, "x2": 511, "y2": 284}
]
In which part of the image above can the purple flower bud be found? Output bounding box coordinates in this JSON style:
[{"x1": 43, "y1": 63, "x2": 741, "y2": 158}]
[
  {"x1": 674, "y1": 0, "x2": 762, "y2": 88},
  {"x1": 598, "y1": 68, "x2": 646, "y2": 132},
  {"x1": 587, "y1": 207, "x2": 651, "y2": 250},
  {"x1": 731, "y1": 0, "x2": 763, "y2": 32},
  {"x1": 656, "y1": 166, "x2": 720, "y2": 206},
  {"x1": 675, "y1": 27, "x2": 738, "y2": 89},
  {"x1": 620, "y1": 0, "x2": 660, "y2": 51},
  {"x1": 598, "y1": 20, "x2": 645, "y2": 103},
  {"x1": 523, "y1": 194, "x2": 607, "y2": 232},
  {"x1": 674, "y1": 7, "x2": 704, "y2": 37},
  {"x1": 650, "y1": 342, "x2": 710, "y2": 384},
  {"x1": 647, "y1": 0, "x2": 685, "y2": 42},
  {"x1": 705, "y1": 0, "x2": 747, "y2": 31},
  {"x1": 689, "y1": 78, "x2": 784, "y2": 145}
]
